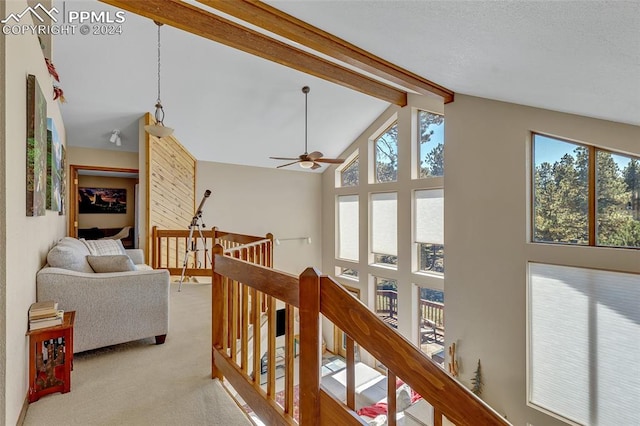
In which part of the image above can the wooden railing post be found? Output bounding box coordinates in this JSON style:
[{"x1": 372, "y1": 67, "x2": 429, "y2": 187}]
[
  {"x1": 211, "y1": 244, "x2": 225, "y2": 380},
  {"x1": 299, "y1": 267, "x2": 322, "y2": 425},
  {"x1": 152, "y1": 226, "x2": 159, "y2": 269}
]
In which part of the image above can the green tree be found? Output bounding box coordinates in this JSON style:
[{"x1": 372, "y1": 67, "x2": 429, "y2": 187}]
[
  {"x1": 419, "y1": 112, "x2": 445, "y2": 178},
  {"x1": 375, "y1": 124, "x2": 398, "y2": 182}
]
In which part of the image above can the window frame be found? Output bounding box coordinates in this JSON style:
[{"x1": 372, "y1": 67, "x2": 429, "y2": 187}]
[
  {"x1": 372, "y1": 121, "x2": 399, "y2": 184},
  {"x1": 416, "y1": 109, "x2": 445, "y2": 180},
  {"x1": 530, "y1": 132, "x2": 640, "y2": 250}
]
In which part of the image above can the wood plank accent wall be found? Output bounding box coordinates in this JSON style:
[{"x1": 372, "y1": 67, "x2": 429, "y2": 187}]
[{"x1": 145, "y1": 113, "x2": 196, "y2": 263}]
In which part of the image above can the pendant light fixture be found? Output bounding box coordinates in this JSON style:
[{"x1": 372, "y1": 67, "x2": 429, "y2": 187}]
[{"x1": 144, "y1": 21, "x2": 174, "y2": 138}]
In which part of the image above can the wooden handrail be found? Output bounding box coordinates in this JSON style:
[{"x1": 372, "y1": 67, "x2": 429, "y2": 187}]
[{"x1": 317, "y1": 272, "x2": 509, "y2": 425}]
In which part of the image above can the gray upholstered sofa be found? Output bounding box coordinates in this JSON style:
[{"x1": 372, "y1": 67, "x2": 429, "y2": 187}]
[{"x1": 36, "y1": 237, "x2": 170, "y2": 353}]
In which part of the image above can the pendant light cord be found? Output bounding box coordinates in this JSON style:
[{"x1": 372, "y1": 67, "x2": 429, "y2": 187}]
[
  {"x1": 156, "y1": 23, "x2": 161, "y2": 104},
  {"x1": 304, "y1": 88, "x2": 308, "y2": 155}
]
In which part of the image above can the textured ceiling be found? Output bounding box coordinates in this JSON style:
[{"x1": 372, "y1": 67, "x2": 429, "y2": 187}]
[{"x1": 53, "y1": 0, "x2": 640, "y2": 170}]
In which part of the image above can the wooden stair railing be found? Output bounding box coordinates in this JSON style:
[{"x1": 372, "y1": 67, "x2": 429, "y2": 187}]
[
  {"x1": 308, "y1": 269, "x2": 511, "y2": 426},
  {"x1": 212, "y1": 245, "x2": 510, "y2": 426},
  {"x1": 151, "y1": 226, "x2": 273, "y2": 276}
]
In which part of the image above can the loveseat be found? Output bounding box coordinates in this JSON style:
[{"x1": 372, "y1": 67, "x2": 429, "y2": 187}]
[{"x1": 36, "y1": 237, "x2": 170, "y2": 353}]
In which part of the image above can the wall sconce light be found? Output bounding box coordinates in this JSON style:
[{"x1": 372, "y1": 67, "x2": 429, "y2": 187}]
[{"x1": 109, "y1": 129, "x2": 122, "y2": 146}]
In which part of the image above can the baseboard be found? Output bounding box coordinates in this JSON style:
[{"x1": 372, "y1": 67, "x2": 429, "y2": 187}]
[{"x1": 16, "y1": 394, "x2": 28, "y2": 426}]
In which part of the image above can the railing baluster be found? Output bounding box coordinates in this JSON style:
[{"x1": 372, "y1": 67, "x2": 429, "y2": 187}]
[
  {"x1": 267, "y1": 296, "x2": 276, "y2": 397},
  {"x1": 387, "y1": 370, "x2": 397, "y2": 426},
  {"x1": 346, "y1": 334, "x2": 355, "y2": 410},
  {"x1": 284, "y1": 304, "x2": 295, "y2": 416},
  {"x1": 241, "y1": 283, "x2": 249, "y2": 372},
  {"x1": 252, "y1": 287, "x2": 261, "y2": 386},
  {"x1": 230, "y1": 279, "x2": 238, "y2": 363}
]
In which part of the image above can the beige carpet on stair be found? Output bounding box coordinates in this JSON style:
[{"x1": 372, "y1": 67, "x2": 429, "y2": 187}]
[{"x1": 23, "y1": 283, "x2": 252, "y2": 426}]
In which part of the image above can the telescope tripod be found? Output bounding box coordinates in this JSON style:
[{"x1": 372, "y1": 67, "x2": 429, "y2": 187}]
[{"x1": 178, "y1": 190, "x2": 212, "y2": 292}]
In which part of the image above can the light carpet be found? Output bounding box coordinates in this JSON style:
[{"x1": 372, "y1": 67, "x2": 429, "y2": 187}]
[{"x1": 23, "y1": 283, "x2": 252, "y2": 426}]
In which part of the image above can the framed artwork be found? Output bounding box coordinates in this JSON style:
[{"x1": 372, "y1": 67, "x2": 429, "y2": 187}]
[
  {"x1": 46, "y1": 118, "x2": 63, "y2": 211},
  {"x1": 78, "y1": 187, "x2": 127, "y2": 214},
  {"x1": 26, "y1": 74, "x2": 47, "y2": 216},
  {"x1": 58, "y1": 145, "x2": 66, "y2": 216}
]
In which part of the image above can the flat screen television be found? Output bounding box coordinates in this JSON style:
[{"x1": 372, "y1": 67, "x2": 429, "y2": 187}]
[{"x1": 276, "y1": 308, "x2": 286, "y2": 337}]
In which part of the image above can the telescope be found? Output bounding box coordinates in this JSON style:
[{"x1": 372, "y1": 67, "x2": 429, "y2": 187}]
[
  {"x1": 195, "y1": 189, "x2": 212, "y2": 217},
  {"x1": 181, "y1": 189, "x2": 212, "y2": 291}
]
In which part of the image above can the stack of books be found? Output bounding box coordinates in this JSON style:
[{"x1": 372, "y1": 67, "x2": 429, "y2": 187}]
[{"x1": 29, "y1": 301, "x2": 64, "y2": 330}]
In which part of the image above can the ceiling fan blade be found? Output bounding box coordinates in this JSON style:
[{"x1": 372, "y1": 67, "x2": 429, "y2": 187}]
[
  {"x1": 270, "y1": 156, "x2": 300, "y2": 161},
  {"x1": 315, "y1": 158, "x2": 345, "y2": 164},
  {"x1": 307, "y1": 151, "x2": 323, "y2": 160},
  {"x1": 276, "y1": 160, "x2": 301, "y2": 168},
  {"x1": 311, "y1": 162, "x2": 322, "y2": 170}
]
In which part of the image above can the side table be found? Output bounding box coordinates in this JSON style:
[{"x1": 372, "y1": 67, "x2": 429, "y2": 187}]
[{"x1": 26, "y1": 311, "x2": 75, "y2": 403}]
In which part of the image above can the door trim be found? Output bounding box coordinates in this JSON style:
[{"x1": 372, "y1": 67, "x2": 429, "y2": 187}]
[{"x1": 68, "y1": 164, "x2": 139, "y2": 238}]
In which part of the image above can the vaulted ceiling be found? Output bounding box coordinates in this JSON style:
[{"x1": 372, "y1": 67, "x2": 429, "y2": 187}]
[{"x1": 53, "y1": 0, "x2": 640, "y2": 170}]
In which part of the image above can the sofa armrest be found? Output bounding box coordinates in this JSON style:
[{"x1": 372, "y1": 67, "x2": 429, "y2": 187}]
[{"x1": 125, "y1": 249, "x2": 145, "y2": 265}]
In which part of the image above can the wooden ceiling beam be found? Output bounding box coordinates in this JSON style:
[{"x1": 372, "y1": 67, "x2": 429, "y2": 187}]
[
  {"x1": 98, "y1": 0, "x2": 407, "y2": 106},
  {"x1": 197, "y1": 0, "x2": 454, "y2": 103}
]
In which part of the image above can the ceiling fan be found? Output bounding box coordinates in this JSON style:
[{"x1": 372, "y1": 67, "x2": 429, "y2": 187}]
[{"x1": 270, "y1": 86, "x2": 345, "y2": 170}]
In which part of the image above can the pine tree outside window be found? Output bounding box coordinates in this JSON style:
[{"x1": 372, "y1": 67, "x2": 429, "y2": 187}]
[
  {"x1": 532, "y1": 133, "x2": 640, "y2": 248},
  {"x1": 417, "y1": 110, "x2": 445, "y2": 178}
]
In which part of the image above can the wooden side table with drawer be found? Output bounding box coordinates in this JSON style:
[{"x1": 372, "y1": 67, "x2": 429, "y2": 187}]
[{"x1": 26, "y1": 311, "x2": 75, "y2": 403}]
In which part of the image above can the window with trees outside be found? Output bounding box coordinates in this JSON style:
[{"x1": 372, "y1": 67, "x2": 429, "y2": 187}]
[
  {"x1": 418, "y1": 110, "x2": 445, "y2": 178},
  {"x1": 340, "y1": 156, "x2": 359, "y2": 187},
  {"x1": 371, "y1": 192, "x2": 398, "y2": 267},
  {"x1": 533, "y1": 133, "x2": 640, "y2": 248},
  {"x1": 374, "y1": 123, "x2": 398, "y2": 183}
]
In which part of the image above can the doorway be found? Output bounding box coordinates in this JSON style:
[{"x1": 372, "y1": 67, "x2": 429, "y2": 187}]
[{"x1": 69, "y1": 165, "x2": 140, "y2": 247}]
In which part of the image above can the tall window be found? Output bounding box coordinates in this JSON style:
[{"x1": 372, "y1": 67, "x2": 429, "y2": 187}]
[
  {"x1": 528, "y1": 263, "x2": 640, "y2": 425},
  {"x1": 418, "y1": 111, "x2": 445, "y2": 178},
  {"x1": 337, "y1": 195, "x2": 359, "y2": 261},
  {"x1": 415, "y1": 189, "x2": 444, "y2": 273},
  {"x1": 532, "y1": 133, "x2": 640, "y2": 248},
  {"x1": 374, "y1": 123, "x2": 398, "y2": 183},
  {"x1": 341, "y1": 157, "x2": 359, "y2": 187},
  {"x1": 371, "y1": 192, "x2": 397, "y2": 267}
]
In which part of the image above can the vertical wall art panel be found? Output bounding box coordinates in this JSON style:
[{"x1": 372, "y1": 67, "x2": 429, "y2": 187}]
[
  {"x1": 46, "y1": 118, "x2": 62, "y2": 211},
  {"x1": 59, "y1": 145, "x2": 66, "y2": 215},
  {"x1": 26, "y1": 74, "x2": 47, "y2": 216}
]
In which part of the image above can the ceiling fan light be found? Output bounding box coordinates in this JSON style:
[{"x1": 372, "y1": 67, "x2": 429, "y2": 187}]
[{"x1": 299, "y1": 161, "x2": 314, "y2": 169}]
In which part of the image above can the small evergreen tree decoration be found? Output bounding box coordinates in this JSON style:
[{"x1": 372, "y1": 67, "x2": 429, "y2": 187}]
[{"x1": 471, "y1": 359, "x2": 483, "y2": 396}]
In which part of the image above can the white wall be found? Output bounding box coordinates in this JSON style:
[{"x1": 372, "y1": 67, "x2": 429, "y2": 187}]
[
  {"x1": 196, "y1": 161, "x2": 322, "y2": 275},
  {"x1": 67, "y1": 146, "x2": 138, "y2": 170},
  {"x1": 444, "y1": 95, "x2": 640, "y2": 425},
  {"x1": 2, "y1": 1, "x2": 68, "y2": 423},
  {"x1": 0, "y1": 1, "x2": 7, "y2": 421}
]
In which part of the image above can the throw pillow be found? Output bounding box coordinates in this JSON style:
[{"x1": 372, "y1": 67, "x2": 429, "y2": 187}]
[
  {"x1": 81, "y1": 239, "x2": 126, "y2": 256},
  {"x1": 86, "y1": 255, "x2": 136, "y2": 273},
  {"x1": 47, "y1": 243, "x2": 94, "y2": 273}
]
